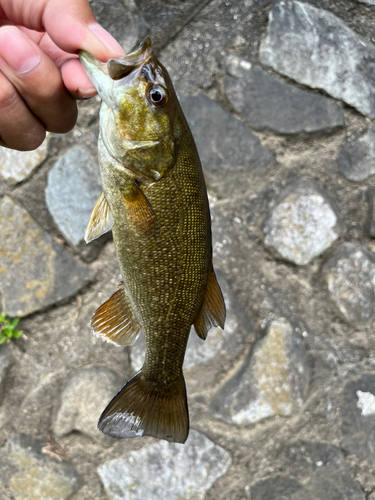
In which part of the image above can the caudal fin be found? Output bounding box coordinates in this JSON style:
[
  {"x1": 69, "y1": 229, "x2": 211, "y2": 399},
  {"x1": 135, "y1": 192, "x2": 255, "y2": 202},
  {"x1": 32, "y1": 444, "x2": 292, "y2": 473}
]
[{"x1": 98, "y1": 371, "x2": 189, "y2": 444}]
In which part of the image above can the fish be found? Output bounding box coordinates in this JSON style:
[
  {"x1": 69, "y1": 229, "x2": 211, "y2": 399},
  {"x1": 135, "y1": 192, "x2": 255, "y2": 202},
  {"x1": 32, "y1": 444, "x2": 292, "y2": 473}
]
[{"x1": 79, "y1": 38, "x2": 225, "y2": 444}]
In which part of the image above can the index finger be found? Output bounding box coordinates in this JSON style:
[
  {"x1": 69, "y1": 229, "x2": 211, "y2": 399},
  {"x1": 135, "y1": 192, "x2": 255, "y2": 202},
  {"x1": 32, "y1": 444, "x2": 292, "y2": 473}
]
[
  {"x1": 1, "y1": 0, "x2": 124, "y2": 60},
  {"x1": 17, "y1": 28, "x2": 97, "y2": 98}
]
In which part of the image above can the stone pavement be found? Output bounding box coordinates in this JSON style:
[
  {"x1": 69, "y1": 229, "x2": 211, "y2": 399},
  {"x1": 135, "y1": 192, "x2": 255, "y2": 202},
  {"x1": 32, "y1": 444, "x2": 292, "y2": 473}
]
[{"x1": 1, "y1": 0, "x2": 375, "y2": 498}]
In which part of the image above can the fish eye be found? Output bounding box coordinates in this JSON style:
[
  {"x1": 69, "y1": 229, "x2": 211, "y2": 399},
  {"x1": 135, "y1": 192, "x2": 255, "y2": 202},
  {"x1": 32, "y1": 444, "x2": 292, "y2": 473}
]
[{"x1": 147, "y1": 84, "x2": 168, "y2": 107}]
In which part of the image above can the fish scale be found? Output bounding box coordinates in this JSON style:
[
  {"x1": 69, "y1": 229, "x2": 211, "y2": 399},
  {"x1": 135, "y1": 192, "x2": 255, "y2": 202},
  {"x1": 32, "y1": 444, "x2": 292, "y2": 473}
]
[
  {"x1": 80, "y1": 38, "x2": 225, "y2": 443},
  {"x1": 109, "y1": 132, "x2": 210, "y2": 383}
]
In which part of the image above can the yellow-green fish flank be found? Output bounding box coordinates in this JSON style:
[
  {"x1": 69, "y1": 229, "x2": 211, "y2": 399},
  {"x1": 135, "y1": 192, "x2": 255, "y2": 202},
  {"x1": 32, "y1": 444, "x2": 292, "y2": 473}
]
[{"x1": 79, "y1": 38, "x2": 225, "y2": 444}]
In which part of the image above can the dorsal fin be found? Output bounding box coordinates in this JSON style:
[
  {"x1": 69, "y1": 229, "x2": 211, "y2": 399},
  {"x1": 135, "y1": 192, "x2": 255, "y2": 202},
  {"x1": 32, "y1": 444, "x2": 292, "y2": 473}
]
[
  {"x1": 123, "y1": 183, "x2": 159, "y2": 237},
  {"x1": 85, "y1": 191, "x2": 113, "y2": 243},
  {"x1": 194, "y1": 269, "x2": 226, "y2": 340},
  {"x1": 91, "y1": 284, "x2": 141, "y2": 346}
]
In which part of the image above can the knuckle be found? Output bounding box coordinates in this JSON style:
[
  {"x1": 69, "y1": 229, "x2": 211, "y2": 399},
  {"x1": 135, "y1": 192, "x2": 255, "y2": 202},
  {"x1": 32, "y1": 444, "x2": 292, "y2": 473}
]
[
  {"x1": 6, "y1": 128, "x2": 46, "y2": 152},
  {"x1": 30, "y1": 73, "x2": 67, "y2": 104},
  {"x1": 21, "y1": 130, "x2": 46, "y2": 151},
  {"x1": 47, "y1": 101, "x2": 77, "y2": 134},
  {"x1": 0, "y1": 77, "x2": 18, "y2": 110},
  {"x1": 0, "y1": 133, "x2": 46, "y2": 152},
  {"x1": 36, "y1": 80, "x2": 61, "y2": 103},
  {"x1": 0, "y1": 74, "x2": 46, "y2": 151}
]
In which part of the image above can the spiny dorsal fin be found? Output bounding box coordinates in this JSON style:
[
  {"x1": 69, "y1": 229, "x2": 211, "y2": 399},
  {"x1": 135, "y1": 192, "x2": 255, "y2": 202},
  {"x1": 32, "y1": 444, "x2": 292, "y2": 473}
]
[
  {"x1": 91, "y1": 284, "x2": 141, "y2": 346},
  {"x1": 85, "y1": 191, "x2": 113, "y2": 243},
  {"x1": 123, "y1": 183, "x2": 159, "y2": 237},
  {"x1": 194, "y1": 269, "x2": 226, "y2": 340}
]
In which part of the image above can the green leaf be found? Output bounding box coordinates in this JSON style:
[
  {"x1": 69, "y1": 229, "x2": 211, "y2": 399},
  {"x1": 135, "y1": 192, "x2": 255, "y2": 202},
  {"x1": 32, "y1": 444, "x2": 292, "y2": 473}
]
[{"x1": 0, "y1": 312, "x2": 23, "y2": 343}]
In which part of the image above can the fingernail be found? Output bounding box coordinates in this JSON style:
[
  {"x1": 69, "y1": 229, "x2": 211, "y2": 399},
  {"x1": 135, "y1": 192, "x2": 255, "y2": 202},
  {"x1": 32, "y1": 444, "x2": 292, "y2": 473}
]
[
  {"x1": 0, "y1": 27, "x2": 41, "y2": 74},
  {"x1": 89, "y1": 24, "x2": 124, "y2": 55},
  {"x1": 77, "y1": 88, "x2": 97, "y2": 98}
]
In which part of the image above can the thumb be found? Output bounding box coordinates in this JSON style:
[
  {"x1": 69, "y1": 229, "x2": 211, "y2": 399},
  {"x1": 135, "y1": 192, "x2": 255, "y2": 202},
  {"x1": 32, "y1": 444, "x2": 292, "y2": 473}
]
[{"x1": 1, "y1": 0, "x2": 124, "y2": 60}]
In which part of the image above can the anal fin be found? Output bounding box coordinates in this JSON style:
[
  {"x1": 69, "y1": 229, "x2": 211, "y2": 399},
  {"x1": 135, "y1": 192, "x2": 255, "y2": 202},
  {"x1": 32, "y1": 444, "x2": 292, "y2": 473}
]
[
  {"x1": 91, "y1": 284, "x2": 141, "y2": 346},
  {"x1": 194, "y1": 269, "x2": 226, "y2": 340},
  {"x1": 85, "y1": 191, "x2": 113, "y2": 243},
  {"x1": 123, "y1": 183, "x2": 159, "y2": 237}
]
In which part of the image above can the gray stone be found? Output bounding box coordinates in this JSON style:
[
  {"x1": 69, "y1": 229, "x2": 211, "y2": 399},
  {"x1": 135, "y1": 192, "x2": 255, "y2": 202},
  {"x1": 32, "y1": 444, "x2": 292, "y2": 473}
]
[
  {"x1": 45, "y1": 145, "x2": 102, "y2": 249},
  {"x1": 161, "y1": 0, "x2": 271, "y2": 95},
  {"x1": 323, "y1": 243, "x2": 375, "y2": 324},
  {"x1": 0, "y1": 135, "x2": 50, "y2": 185},
  {"x1": 366, "y1": 189, "x2": 375, "y2": 237},
  {"x1": 135, "y1": 0, "x2": 208, "y2": 51},
  {"x1": 338, "y1": 128, "x2": 375, "y2": 182},
  {"x1": 347, "y1": 455, "x2": 375, "y2": 498},
  {"x1": 225, "y1": 56, "x2": 345, "y2": 134},
  {"x1": 89, "y1": 0, "x2": 148, "y2": 53},
  {"x1": 251, "y1": 442, "x2": 365, "y2": 500},
  {"x1": 259, "y1": 0, "x2": 375, "y2": 118},
  {"x1": 357, "y1": 0, "x2": 375, "y2": 5},
  {"x1": 293, "y1": 473, "x2": 364, "y2": 500},
  {"x1": 179, "y1": 94, "x2": 275, "y2": 198},
  {"x1": 97, "y1": 429, "x2": 232, "y2": 500},
  {"x1": 341, "y1": 374, "x2": 375, "y2": 461},
  {"x1": 211, "y1": 319, "x2": 309, "y2": 425},
  {"x1": 0, "y1": 433, "x2": 82, "y2": 500},
  {"x1": 280, "y1": 440, "x2": 363, "y2": 480},
  {"x1": 0, "y1": 346, "x2": 12, "y2": 402},
  {"x1": 54, "y1": 365, "x2": 121, "y2": 444},
  {"x1": 251, "y1": 468, "x2": 364, "y2": 500},
  {"x1": 295, "y1": 444, "x2": 365, "y2": 500},
  {"x1": 250, "y1": 475, "x2": 302, "y2": 500},
  {"x1": 263, "y1": 178, "x2": 342, "y2": 266},
  {"x1": 90, "y1": 0, "x2": 212, "y2": 54},
  {"x1": 131, "y1": 270, "x2": 253, "y2": 392},
  {"x1": 0, "y1": 196, "x2": 93, "y2": 317}
]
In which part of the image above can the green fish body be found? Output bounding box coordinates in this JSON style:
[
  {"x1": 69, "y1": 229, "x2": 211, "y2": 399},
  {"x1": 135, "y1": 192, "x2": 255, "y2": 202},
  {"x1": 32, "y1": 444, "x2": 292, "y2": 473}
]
[{"x1": 80, "y1": 39, "x2": 225, "y2": 444}]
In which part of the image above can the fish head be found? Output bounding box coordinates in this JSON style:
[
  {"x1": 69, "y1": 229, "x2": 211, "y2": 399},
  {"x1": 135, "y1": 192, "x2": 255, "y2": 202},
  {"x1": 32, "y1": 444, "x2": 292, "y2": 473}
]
[{"x1": 79, "y1": 38, "x2": 183, "y2": 182}]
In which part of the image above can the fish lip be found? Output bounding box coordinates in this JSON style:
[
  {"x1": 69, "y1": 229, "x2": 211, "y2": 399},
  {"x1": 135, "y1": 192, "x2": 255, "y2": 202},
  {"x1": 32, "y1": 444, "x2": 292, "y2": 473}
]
[
  {"x1": 78, "y1": 38, "x2": 152, "y2": 77},
  {"x1": 109, "y1": 37, "x2": 152, "y2": 65},
  {"x1": 106, "y1": 38, "x2": 153, "y2": 81},
  {"x1": 79, "y1": 50, "x2": 108, "y2": 74},
  {"x1": 79, "y1": 50, "x2": 114, "y2": 106}
]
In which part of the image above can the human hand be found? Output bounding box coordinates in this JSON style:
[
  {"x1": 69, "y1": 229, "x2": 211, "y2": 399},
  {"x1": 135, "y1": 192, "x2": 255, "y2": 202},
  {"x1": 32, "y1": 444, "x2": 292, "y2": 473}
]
[{"x1": 0, "y1": 0, "x2": 124, "y2": 151}]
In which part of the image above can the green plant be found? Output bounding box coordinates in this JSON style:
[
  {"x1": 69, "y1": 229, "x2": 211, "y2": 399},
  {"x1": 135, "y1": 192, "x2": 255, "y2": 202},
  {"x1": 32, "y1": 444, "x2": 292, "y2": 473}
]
[{"x1": 0, "y1": 313, "x2": 23, "y2": 345}]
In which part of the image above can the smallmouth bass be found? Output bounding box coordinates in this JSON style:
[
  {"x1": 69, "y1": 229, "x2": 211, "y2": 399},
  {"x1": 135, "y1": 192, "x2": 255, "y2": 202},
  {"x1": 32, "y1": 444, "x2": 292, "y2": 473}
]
[{"x1": 79, "y1": 38, "x2": 225, "y2": 444}]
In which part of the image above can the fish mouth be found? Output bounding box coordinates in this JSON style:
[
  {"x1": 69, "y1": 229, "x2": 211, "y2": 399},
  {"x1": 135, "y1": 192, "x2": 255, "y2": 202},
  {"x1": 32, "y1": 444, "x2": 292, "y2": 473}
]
[
  {"x1": 79, "y1": 50, "x2": 111, "y2": 104},
  {"x1": 107, "y1": 38, "x2": 153, "y2": 80},
  {"x1": 79, "y1": 38, "x2": 155, "y2": 106}
]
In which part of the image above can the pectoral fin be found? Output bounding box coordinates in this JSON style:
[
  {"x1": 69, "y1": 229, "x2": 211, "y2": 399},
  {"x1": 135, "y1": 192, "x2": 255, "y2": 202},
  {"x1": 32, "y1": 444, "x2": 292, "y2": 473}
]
[
  {"x1": 91, "y1": 284, "x2": 141, "y2": 346},
  {"x1": 194, "y1": 269, "x2": 226, "y2": 340},
  {"x1": 85, "y1": 191, "x2": 113, "y2": 243},
  {"x1": 123, "y1": 183, "x2": 159, "y2": 237}
]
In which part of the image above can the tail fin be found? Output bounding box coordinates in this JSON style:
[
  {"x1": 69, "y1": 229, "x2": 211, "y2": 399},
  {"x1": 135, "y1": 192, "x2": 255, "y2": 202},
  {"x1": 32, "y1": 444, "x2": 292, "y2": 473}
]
[{"x1": 98, "y1": 370, "x2": 189, "y2": 444}]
